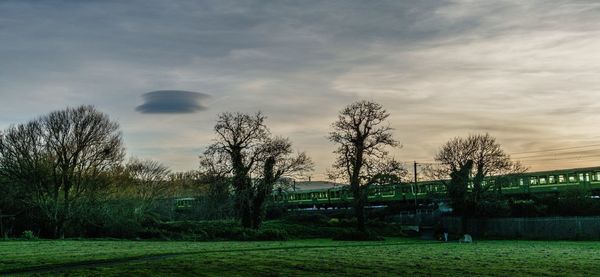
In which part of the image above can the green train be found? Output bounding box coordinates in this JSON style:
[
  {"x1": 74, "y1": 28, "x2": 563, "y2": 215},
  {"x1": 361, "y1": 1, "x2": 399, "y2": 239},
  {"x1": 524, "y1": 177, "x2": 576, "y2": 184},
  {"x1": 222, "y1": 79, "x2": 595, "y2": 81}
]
[{"x1": 273, "y1": 166, "x2": 600, "y2": 209}]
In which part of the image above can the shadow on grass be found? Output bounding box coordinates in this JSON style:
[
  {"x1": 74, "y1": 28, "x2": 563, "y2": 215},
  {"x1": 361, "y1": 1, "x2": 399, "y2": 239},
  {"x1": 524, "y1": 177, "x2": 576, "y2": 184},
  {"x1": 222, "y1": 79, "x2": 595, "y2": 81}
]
[{"x1": 1, "y1": 240, "x2": 433, "y2": 276}]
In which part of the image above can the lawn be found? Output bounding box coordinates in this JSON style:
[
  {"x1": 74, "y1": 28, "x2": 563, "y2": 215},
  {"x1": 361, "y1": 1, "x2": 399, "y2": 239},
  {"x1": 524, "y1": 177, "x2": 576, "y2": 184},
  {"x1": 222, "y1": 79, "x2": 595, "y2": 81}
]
[{"x1": 1, "y1": 238, "x2": 599, "y2": 276}]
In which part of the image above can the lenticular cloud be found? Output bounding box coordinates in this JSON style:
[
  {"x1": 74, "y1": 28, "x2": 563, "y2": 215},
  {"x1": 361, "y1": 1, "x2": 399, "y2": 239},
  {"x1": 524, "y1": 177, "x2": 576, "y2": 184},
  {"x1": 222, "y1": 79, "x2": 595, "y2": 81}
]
[{"x1": 136, "y1": 90, "x2": 210, "y2": 114}]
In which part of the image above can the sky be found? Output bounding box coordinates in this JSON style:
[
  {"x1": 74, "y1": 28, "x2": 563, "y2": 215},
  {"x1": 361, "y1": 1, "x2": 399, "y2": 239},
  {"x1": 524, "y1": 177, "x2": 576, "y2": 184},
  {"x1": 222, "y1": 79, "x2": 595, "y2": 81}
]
[{"x1": 1, "y1": 0, "x2": 600, "y2": 180}]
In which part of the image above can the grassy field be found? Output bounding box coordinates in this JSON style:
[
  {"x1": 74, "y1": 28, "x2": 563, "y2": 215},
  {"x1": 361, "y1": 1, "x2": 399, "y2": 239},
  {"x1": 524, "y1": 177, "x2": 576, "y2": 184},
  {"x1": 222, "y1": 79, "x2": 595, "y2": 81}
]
[{"x1": 1, "y1": 238, "x2": 600, "y2": 276}]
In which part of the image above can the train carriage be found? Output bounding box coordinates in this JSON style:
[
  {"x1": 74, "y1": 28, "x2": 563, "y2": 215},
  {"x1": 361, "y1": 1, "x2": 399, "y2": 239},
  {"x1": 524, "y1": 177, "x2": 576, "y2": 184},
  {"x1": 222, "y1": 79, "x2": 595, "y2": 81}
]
[{"x1": 276, "y1": 166, "x2": 600, "y2": 209}]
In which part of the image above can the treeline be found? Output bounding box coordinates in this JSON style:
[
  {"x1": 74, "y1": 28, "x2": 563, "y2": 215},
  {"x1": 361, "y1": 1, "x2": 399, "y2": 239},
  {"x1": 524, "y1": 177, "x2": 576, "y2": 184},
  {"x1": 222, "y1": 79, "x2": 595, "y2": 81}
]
[
  {"x1": 0, "y1": 106, "x2": 233, "y2": 238},
  {"x1": 1, "y1": 102, "x2": 598, "y2": 240}
]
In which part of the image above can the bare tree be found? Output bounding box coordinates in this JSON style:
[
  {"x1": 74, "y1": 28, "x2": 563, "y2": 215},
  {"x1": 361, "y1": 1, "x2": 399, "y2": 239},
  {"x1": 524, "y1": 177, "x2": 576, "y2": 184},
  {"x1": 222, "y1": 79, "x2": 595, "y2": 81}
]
[
  {"x1": 329, "y1": 100, "x2": 400, "y2": 233},
  {"x1": 168, "y1": 170, "x2": 214, "y2": 197},
  {"x1": 0, "y1": 105, "x2": 124, "y2": 238},
  {"x1": 252, "y1": 137, "x2": 313, "y2": 228},
  {"x1": 435, "y1": 133, "x2": 525, "y2": 202},
  {"x1": 202, "y1": 112, "x2": 268, "y2": 228},
  {"x1": 201, "y1": 112, "x2": 312, "y2": 228},
  {"x1": 119, "y1": 158, "x2": 171, "y2": 217},
  {"x1": 434, "y1": 133, "x2": 525, "y2": 233}
]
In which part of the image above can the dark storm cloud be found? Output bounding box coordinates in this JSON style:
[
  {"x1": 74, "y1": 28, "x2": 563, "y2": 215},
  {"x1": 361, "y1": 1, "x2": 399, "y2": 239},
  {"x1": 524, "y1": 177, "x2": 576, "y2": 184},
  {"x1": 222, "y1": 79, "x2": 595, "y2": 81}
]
[{"x1": 136, "y1": 90, "x2": 209, "y2": 114}]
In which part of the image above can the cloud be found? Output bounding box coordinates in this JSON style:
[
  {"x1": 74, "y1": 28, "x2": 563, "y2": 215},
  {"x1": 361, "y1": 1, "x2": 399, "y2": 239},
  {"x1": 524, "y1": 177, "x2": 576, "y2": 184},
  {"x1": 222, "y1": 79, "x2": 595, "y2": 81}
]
[
  {"x1": 2, "y1": 0, "x2": 600, "y2": 173},
  {"x1": 136, "y1": 90, "x2": 210, "y2": 114}
]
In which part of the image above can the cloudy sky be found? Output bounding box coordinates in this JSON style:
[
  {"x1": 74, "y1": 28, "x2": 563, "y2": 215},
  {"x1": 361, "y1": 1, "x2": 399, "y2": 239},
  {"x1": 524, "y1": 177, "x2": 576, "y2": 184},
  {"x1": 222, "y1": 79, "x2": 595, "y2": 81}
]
[{"x1": 2, "y1": 0, "x2": 600, "y2": 179}]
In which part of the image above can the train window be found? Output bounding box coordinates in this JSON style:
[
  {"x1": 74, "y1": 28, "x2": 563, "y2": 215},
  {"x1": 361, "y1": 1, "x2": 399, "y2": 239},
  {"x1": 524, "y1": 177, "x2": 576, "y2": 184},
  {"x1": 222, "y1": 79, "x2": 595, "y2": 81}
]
[
  {"x1": 519, "y1": 179, "x2": 524, "y2": 186},
  {"x1": 539, "y1": 177, "x2": 546, "y2": 184},
  {"x1": 578, "y1": 173, "x2": 584, "y2": 182},
  {"x1": 530, "y1": 178, "x2": 538, "y2": 185},
  {"x1": 586, "y1": 173, "x2": 590, "y2": 182},
  {"x1": 549, "y1": 176, "x2": 555, "y2": 184},
  {"x1": 596, "y1": 172, "x2": 600, "y2": 181},
  {"x1": 558, "y1": 175, "x2": 565, "y2": 183},
  {"x1": 568, "y1": 175, "x2": 576, "y2": 182}
]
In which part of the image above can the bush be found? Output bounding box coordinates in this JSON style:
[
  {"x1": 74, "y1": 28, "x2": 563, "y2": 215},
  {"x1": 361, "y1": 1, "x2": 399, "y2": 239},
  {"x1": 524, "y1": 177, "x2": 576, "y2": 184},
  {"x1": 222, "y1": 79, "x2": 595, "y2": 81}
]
[
  {"x1": 265, "y1": 205, "x2": 287, "y2": 220},
  {"x1": 254, "y1": 229, "x2": 289, "y2": 241},
  {"x1": 149, "y1": 221, "x2": 292, "y2": 241},
  {"x1": 21, "y1": 230, "x2": 37, "y2": 240},
  {"x1": 554, "y1": 189, "x2": 600, "y2": 216},
  {"x1": 282, "y1": 213, "x2": 329, "y2": 225},
  {"x1": 328, "y1": 218, "x2": 340, "y2": 224},
  {"x1": 477, "y1": 196, "x2": 511, "y2": 217},
  {"x1": 510, "y1": 199, "x2": 547, "y2": 217}
]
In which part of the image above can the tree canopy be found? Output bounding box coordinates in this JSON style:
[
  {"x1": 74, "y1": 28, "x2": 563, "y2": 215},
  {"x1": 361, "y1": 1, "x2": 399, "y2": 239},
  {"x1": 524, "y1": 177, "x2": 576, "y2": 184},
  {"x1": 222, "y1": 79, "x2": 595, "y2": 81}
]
[
  {"x1": 201, "y1": 112, "x2": 312, "y2": 229},
  {"x1": 0, "y1": 105, "x2": 124, "y2": 238},
  {"x1": 329, "y1": 100, "x2": 403, "y2": 233}
]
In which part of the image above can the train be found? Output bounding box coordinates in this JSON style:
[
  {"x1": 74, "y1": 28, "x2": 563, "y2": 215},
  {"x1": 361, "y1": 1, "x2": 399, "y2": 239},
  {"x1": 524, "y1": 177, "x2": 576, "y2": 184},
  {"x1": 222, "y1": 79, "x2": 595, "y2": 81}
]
[{"x1": 271, "y1": 166, "x2": 600, "y2": 209}]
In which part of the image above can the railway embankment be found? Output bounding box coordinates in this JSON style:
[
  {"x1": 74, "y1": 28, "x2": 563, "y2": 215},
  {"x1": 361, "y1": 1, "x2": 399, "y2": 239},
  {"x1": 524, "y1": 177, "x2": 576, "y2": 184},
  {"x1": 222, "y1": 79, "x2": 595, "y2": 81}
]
[{"x1": 442, "y1": 216, "x2": 600, "y2": 240}]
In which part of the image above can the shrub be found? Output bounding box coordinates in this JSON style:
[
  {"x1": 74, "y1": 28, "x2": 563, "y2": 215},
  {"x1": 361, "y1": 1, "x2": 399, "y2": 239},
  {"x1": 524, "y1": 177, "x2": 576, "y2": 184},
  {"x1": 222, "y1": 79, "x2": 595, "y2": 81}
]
[
  {"x1": 510, "y1": 199, "x2": 547, "y2": 217},
  {"x1": 328, "y1": 218, "x2": 340, "y2": 225},
  {"x1": 21, "y1": 230, "x2": 37, "y2": 240},
  {"x1": 477, "y1": 196, "x2": 511, "y2": 217},
  {"x1": 265, "y1": 205, "x2": 287, "y2": 220},
  {"x1": 282, "y1": 213, "x2": 329, "y2": 225},
  {"x1": 254, "y1": 229, "x2": 289, "y2": 241}
]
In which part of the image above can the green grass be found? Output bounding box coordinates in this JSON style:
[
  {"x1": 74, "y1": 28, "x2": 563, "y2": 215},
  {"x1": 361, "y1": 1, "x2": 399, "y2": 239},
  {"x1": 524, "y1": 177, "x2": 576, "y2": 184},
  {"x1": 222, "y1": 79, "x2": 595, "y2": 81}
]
[{"x1": 1, "y1": 239, "x2": 600, "y2": 276}]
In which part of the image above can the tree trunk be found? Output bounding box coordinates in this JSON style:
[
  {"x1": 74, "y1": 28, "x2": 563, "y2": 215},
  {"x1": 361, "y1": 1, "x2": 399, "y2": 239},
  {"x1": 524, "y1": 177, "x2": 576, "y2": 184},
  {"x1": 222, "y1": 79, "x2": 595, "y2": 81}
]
[
  {"x1": 349, "y1": 143, "x2": 366, "y2": 233},
  {"x1": 238, "y1": 187, "x2": 253, "y2": 229},
  {"x1": 250, "y1": 157, "x2": 276, "y2": 229},
  {"x1": 461, "y1": 214, "x2": 469, "y2": 235},
  {"x1": 352, "y1": 185, "x2": 367, "y2": 233},
  {"x1": 355, "y1": 202, "x2": 366, "y2": 233},
  {"x1": 251, "y1": 199, "x2": 264, "y2": 230}
]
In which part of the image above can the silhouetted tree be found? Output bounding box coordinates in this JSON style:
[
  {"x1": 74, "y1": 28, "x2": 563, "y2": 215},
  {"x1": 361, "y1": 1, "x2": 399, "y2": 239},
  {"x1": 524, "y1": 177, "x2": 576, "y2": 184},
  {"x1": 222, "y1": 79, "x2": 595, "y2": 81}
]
[
  {"x1": 120, "y1": 158, "x2": 171, "y2": 217},
  {"x1": 201, "y1": 112, "x2": 312, "y2": 228},
  {"x1": 435, "y1": 133, "x2": 524, "y2": 200},
  {"x1": 329, "y1": 101, "x2": 400, "y2": 233},
  {"x1": 434, "y1": 133, "x2": 524, "y2": 232},
  {"x1": 252, "y1": 137, "x2": 313, "y2": 228},
  {"x1": 0, "y1": 105, "x2": 124, "y2": 238}
]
